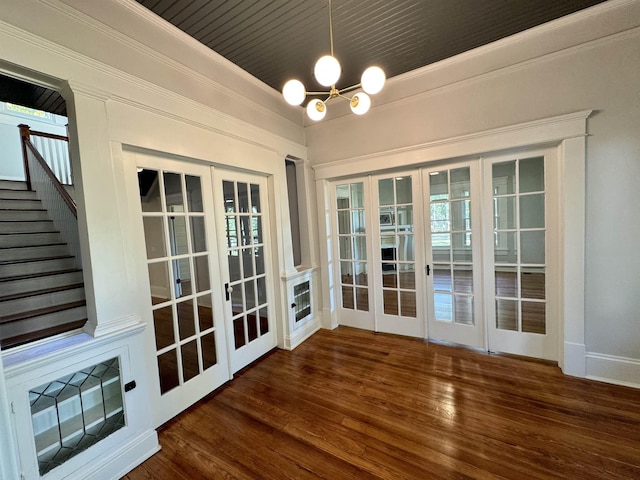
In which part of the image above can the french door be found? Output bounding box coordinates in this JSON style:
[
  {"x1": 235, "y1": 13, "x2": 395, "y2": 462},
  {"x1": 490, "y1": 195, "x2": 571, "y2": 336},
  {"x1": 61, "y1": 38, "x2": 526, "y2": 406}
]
[
  {"x1": 372, "y1": 172, "x2": 425, "y2": 337},
  {"x1": 332, "y1": 174, "x2": 425, "y2": 337},
  {"x1": 330, "y1": 149, "x2": 558, "y2": 361},
  {"x1": 136, "y1": 157, "x2": 229, "y2": 427},
  {"x1": 334, "y1": 180, "x2": 374, "y2": 330},
  {"x1": 423, "y1": 163, "x2": 484, "y2": 347},
  {"x1": 483, "y1": 150, "x2": 558, "y2": 360},
  {"x1": 213, "y1": 169, "x2": 277, "y2": 373}
]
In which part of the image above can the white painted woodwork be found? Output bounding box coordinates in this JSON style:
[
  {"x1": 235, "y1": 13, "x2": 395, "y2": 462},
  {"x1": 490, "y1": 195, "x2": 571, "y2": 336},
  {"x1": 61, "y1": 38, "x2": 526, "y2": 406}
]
[
  {"x1": 212, "y1": 168, "x2": 278, "y2": 374},
  {"x1": 0, "y1": 0, "x2": 638, "y2": 478},
  {"x1": 481, "y1": 148, "x2": 560, "y2": 361},
  {"x1": 423, "y1": 161, "x2": 485, "y2": 348}
]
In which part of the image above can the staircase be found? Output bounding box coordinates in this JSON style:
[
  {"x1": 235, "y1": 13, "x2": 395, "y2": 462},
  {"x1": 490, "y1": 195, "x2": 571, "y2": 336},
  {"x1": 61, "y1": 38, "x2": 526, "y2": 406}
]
[{"x1": 0, "y1": 179, "x2": 86, "y2": 349}]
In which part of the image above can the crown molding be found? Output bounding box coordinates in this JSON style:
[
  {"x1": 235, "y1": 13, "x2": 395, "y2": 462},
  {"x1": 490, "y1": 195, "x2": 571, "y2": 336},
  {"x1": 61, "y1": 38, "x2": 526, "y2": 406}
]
[
  {"x1": 396, "y1": 0, "x2": 639, "y2": 84},
  {"x1": 313, "y1": 110, "x2": 593, "y2": 180},
  {"x1": 0, "y1": 18, "x2": 306, "y2": 158},
  {"x1": 50, "y1": 0, "x2": 294, "y2": 122},
  {"x1": 110, "y1": 0, "x2": 279, "y2": 99},
  {"x1": 63, "y1": 80, "x2": 111, "y2": 103},
  {"x1": 306, "y1": 0, "x2": 640, "y2": 125}
]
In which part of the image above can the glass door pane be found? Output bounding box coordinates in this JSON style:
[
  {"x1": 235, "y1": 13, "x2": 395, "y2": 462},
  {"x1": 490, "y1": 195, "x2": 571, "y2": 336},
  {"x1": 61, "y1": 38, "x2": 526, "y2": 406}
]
[
  {"x1": 135, "y1": 156, "x2": 229, "y2": 429},
  {"x1": 492, "y1": 157, "x2": 546, "y2": 334},
  {"x1": 429, "y1": 168, "x2": 474, "y2": 326},
  {"x1": 218, "y1": 173, "x2": 276, "y2": 373},
  {"x1": 336, "y1": 182, "x2": 369, "y2": 313},
  {"x1": 375, "y1": 173, "x2": 424, "y2": 338},
  {"x1": 379, "y1": 177, "x2": 416, "y2": 318},
  {"x1": 139, "y1": 169, "x2": 220, "y2": 395},
  {"x1": 484, "y1": 149, "x2": 557, "y2": 361},
  {"x1": 425, "y1": 163, "x2": 483, "y2": 348}
]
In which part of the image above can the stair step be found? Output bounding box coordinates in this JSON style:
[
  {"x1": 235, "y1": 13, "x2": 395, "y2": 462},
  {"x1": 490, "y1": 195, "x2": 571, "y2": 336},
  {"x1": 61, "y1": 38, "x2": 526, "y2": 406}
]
[
  {"x1": 0, "y1": 199, "x2": 43, "y2": 210},
  {"x1": 0, "y1": 283, "x2": 84, "y2": 303},
  {"x1": 0, "y1": 210, "x2": 49, "y2": 221},
  {"x1": 0, "y1": 305, "x2": 87, "y2": 348},
  {"x1": 0, "y1": 301, "x2": 86, "y2": 324},
  {"x1": 0, "y1": 221, "x2": 56, "y2": 234},
  {"x1": 0, "y1": 244, "x2": 69, "y2": 263},
  {"x1": 0, "y1": 257, "x2": 77, "y2": 280},
  {"x1": 0, "y1": 190, "x2": 38, "y2": 200},
  {"x1": 0, "y1": 271, "x2": 83, "y2": 298},
  {"x1": 0, "y1": 286, "x2": 85, "y2": 318},
  {"x1": 0, "y1": 180, "x2": 28, "y2": 191},
  {"x1": 0, "y1": 232, "x2": 62, "y2": 248}
]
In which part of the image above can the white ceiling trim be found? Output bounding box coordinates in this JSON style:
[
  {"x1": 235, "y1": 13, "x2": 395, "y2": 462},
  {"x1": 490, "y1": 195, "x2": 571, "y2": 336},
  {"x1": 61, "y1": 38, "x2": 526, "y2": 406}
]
[
  {"x1": 312, "y1": 110, "x2": 592, "y2": 180},
  {"x1": 0, "y1": 19, "x2": 306, "y2": 158}
]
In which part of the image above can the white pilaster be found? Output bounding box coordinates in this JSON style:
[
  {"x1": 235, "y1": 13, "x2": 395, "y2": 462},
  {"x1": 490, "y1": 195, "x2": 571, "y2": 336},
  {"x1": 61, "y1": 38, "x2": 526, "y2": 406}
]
[
  {"x1": 63, "y1": 82, "x2": 143, "y2": 337},
  {"x1": 559, "y1": 135, "x2": 588, "y2": 376}
]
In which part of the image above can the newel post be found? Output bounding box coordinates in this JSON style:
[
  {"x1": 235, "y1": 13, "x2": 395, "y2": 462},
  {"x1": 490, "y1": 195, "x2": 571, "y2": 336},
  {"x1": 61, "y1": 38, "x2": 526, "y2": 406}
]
[{"x1": 18, "y1": 124, "x2": 32, "y2": 190}]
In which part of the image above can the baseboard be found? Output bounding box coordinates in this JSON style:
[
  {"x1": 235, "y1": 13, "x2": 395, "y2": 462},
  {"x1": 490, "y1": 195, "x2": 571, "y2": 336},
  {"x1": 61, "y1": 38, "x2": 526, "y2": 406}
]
[
  {"x1": 586, "y1": 352, "x2": 640, "y2": 389},
  {"x1": 81, "y1": 428, "x2": 160, "y2": 480},
  {"x1": 561, "y1": 341, "x2": 586, "y2": 377},
  {"x1": 286, "y1": 317, "x2": 321, "y2": 350}
]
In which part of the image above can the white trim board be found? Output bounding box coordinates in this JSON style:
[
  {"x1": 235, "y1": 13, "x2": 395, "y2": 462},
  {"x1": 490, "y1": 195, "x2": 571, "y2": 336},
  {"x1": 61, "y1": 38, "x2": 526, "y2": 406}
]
[
  {"x1": 77, "y1": 429, "x2": 159, "y2": 480},
  {"x1": 313, "y1": 110, "x2": 591, "y2": 180},
  {"x1": 285, "y1": 317, "x2": 322, "y2": 351},
  {"x1": 586, "y1": 353, "x2": 640, "y2": 389}
]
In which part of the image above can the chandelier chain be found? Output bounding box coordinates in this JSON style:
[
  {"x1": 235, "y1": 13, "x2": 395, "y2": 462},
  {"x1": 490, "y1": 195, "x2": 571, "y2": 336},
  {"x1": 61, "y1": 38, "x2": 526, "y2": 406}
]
[{"x1": 329, "y1": 0, "x2": 334, "y2": 57}]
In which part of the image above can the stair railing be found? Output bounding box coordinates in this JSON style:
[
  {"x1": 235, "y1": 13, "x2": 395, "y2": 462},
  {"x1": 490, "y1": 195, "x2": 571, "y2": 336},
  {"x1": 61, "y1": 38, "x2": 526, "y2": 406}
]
[{"x1": 19, "y1": 124, "x2": 81, "y2": 269}]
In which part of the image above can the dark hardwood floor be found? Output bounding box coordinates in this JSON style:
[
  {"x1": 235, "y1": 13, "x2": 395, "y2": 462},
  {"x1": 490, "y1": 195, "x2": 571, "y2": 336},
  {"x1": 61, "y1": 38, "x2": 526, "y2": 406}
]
[{"x1": 124, "y1": 327, "x2": 640, "y2": 480}]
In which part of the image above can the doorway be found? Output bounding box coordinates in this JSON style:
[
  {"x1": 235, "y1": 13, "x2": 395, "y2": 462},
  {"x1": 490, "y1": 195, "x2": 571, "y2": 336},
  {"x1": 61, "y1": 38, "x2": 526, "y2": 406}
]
[
  {"x1": 329, "y1": 149, "x2": 558, "y2": 360},
  {"x1": 135, "y1": 154, "x2": 277, "y2": 426}
]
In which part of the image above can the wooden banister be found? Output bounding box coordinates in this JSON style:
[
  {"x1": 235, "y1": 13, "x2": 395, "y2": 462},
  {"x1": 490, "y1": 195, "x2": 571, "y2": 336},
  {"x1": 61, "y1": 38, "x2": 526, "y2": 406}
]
[
  {"x1": 19, "y1": 124, "x2": 77, "y2": 217},
  {"x1": 29, "y1": 129, "x2": 69, "y2": 142},
  {"x1": 19, "y1": 124, "x2": 32, "y2": 190}
]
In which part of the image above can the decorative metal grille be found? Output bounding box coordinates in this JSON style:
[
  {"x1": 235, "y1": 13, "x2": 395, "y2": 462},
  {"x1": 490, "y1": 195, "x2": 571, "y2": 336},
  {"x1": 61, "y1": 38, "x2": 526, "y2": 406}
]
[
  {"x1": 293, "y1": 281, "x2": 311, "y2": 322},
  {"x1": 29, "y1": 357, "x2": 125, "y2": 475}
]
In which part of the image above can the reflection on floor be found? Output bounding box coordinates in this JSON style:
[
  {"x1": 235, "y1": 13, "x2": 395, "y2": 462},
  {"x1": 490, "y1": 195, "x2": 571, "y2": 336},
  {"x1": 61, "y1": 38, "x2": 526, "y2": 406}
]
[{"x1": 125, "y1": 327, "x2": 640, "y2": 480}]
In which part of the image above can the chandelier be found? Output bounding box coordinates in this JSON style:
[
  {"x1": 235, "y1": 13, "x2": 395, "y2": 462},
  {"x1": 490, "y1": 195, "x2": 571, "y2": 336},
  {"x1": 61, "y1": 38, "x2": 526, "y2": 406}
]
[{"x1": 281, "y1": 0, "x2": 386, "y2": 121}]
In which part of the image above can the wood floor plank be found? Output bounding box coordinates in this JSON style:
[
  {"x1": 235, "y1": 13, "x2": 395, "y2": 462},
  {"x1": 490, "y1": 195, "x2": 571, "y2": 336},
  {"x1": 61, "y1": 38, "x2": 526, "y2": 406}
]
[{"x1": 124, "y1": 327, "x2": 640, "y2": 480}]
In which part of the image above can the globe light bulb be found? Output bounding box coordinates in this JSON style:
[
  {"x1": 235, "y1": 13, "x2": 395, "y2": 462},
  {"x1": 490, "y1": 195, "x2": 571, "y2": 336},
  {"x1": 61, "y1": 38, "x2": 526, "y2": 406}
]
[
  {"x1": 282, "y1": 79, "x2": 306, "y2": 106},
  {"x1": 314, "y1": 55, "x2": 341, "y2": 87},
  {"x1": 350, "y1": 92, "x2": 371, "y2": 115},
  {"x1": 306, "y1": 98, "x2": 327, "y2": 121},
  {"x1": 361, "y1": 66, "x2": 386, "y2": 95}
]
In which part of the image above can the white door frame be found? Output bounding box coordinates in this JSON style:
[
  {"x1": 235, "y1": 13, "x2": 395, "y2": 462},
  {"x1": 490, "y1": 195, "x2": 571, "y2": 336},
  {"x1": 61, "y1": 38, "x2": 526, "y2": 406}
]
[
  {"x1": 481, "y1": 147, "x2": 560, "y2": 360},
  {"x1": 370, "y1": 170, "x2": 426, "y2": 338},
  {"x1": 329, "y1": 177, "x2": 376, "y2": 331},
  {"x1": 211, "y1": 167, "x2": 278, "y2": 374},
  {"x1": 314, "y1": 110, "x2": 592, "y2": 377},
  {"x1": 422, "y1": 160, "x2": 485, "y2": 348},
  {"x1": 129, "y1": 152, "x2": 230, "y2": 427}
]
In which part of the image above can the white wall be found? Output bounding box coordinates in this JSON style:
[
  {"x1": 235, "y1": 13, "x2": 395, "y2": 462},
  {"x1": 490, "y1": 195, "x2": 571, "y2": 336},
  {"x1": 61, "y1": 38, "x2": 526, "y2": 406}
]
[
  {"x1": 0, "y1": 0, "x2": 309, "y2": 477},
  {"x1": 306, "y1": 0, "x2": 640, "y2": 385}
]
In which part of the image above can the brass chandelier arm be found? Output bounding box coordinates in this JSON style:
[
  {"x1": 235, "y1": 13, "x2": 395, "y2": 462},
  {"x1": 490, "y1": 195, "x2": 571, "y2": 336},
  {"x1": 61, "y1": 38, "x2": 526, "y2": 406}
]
[
  {"x1": 338, "y1": 83, "x2": 363, "y2": 94},
  {"x1": 281, "y1": 0, "x2": 384, "y2": 118}
]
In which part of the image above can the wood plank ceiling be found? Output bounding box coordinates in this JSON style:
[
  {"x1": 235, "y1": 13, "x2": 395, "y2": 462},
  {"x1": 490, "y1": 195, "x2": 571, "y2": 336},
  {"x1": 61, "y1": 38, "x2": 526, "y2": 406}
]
[
  {"x1": 0, "y1": 0, "x2": 607, "y2": 116},
  {"x1": 135, "y1": 0, "x2": 607, "y2": 93}
]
